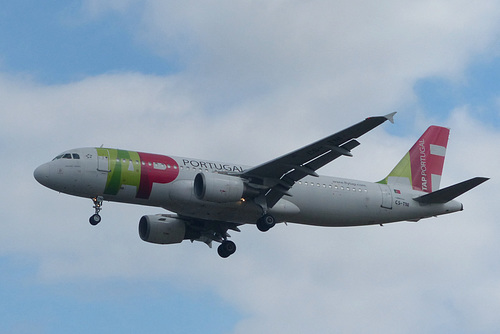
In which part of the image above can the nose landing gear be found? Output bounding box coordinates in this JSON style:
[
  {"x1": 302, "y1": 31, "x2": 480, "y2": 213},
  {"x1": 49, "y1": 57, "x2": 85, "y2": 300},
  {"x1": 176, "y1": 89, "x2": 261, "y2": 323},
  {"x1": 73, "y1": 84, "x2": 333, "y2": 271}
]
[{"x1": 89, "y1": 196, "x2": 104, "y2": 225}]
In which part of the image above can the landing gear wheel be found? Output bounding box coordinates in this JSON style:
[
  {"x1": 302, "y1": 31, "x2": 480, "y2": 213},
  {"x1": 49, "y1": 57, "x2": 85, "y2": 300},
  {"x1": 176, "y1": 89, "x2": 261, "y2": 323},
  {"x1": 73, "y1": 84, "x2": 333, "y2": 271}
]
[
  {"x1": 256, "y1": 214, "x2": 276, "y2": 232},
  {"x1": 217, "y1": 240, "x2": 237, "y2": 258},
  {"x1": 89, "y1": 214, "x2": 101, "y2": 225}
]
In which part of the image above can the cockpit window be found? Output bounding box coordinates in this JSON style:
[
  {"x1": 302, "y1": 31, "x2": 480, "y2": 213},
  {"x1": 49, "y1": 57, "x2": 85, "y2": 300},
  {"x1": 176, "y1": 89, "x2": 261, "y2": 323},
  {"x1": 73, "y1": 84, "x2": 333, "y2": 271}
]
[{"x1": 52, "y1": 152, "x2": 80, "y2": 160}]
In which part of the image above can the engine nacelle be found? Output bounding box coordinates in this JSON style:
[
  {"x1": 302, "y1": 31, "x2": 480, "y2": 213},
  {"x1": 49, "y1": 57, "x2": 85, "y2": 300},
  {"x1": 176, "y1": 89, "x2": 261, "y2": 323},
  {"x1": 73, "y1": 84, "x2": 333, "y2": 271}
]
[
  {"x1": 138, "y1": 214, "x2": 186, "y2": 245},
  {"x1": 194, "y1": 172, "x2": 249, "y2": 203}
]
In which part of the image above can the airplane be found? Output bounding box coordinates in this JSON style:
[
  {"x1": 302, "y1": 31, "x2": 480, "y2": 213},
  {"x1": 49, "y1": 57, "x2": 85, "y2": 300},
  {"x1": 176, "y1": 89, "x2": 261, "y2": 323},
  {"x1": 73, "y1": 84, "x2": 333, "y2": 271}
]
[{"x1": 34, "y1": 113, "x2": 488, "y2": 258}]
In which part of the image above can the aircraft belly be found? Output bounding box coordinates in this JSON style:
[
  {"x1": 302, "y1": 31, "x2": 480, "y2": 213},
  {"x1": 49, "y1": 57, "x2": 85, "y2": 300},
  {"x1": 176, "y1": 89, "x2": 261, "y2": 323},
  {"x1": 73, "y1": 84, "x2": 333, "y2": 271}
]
[
  {"x1": 166, "y1": 199, "x2": 261, "y2": 223},
  {"x1": 290, "y1": 194, "x2": 379, "y2": 226}
]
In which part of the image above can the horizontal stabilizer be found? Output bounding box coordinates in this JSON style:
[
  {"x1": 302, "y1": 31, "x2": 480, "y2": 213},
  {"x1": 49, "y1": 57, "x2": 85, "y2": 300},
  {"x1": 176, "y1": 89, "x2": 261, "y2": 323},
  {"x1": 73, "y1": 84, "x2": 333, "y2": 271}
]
[{"x1": 413, "y1": 177, "x2": 489, "y2": 204}]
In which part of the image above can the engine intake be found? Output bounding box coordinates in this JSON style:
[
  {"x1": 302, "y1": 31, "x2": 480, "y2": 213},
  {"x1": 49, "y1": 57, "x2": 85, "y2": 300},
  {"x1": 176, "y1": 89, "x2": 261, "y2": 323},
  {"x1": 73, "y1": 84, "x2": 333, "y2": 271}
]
[
  {"x1": 139, "y1": 215, "x2": 186, "y2": 245},
  {"x1": 194, "y1": 173, "x2": 256, "y2": 203}
]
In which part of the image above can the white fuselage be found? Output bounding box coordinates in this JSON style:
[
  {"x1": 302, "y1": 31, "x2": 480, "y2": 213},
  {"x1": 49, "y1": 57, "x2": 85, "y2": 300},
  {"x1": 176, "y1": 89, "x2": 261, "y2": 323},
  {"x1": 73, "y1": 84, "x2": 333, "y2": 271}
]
[{"x1": 34, "y1": 147, "x2": 463, "y2": 227}]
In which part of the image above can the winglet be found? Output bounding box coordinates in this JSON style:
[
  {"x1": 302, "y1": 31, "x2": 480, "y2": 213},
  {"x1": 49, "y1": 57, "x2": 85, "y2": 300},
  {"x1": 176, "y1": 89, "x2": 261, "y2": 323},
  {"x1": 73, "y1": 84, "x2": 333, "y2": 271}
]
[{"x1": 384, "y1": 112, "x2": 397, "y2": 124}]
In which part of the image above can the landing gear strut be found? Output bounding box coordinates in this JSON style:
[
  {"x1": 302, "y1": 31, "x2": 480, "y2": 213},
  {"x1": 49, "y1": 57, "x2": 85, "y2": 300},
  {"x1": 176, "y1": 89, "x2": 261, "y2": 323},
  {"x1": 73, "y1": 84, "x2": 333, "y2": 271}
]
[
  {"x1": 217, "y1": 240, "x2": 237, "y2": 258},
  {"x1": 89, "y1": 196, "x2": 104, "y2": 225},
  {"x1": 254, "y1": 195, "x2": 276, "y2": 232}
]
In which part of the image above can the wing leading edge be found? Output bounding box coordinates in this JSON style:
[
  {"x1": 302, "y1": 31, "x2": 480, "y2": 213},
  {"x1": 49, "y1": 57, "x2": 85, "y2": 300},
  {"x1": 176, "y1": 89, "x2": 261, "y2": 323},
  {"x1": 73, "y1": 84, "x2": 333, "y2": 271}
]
[{"x1": 241, "y1": 112, "x2": 396, "y2": 208}]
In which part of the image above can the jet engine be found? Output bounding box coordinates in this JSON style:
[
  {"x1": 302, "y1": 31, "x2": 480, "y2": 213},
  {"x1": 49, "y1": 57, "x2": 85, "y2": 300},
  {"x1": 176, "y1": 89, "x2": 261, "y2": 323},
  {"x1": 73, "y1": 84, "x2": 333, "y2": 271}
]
[
  {"x1": 139, "y1": 214, "x2": 186, "y2": 244},
  {"x1": 194, "y1": 173, "x2": 257, "y2": 203}
]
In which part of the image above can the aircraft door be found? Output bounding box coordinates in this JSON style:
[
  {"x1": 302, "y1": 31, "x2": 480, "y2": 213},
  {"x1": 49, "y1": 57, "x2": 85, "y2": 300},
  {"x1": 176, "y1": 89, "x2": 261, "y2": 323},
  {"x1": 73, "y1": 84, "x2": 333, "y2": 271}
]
[
  {"x1": 378, "y1": 184, "x2": 393, "y2": 209},
  {"x1": 97, "y1": 149, "x2": 111, "y2": 172}
]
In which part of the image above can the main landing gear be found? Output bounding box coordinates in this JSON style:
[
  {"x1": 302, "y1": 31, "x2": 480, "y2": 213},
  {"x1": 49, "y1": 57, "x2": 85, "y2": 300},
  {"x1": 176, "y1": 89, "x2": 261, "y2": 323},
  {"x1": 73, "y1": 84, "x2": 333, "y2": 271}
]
[
  {"x1": 217, "y1": 240, "x2": 237, "y2": 258},
  {"x1": 253, "y1": 196, "x2": 276, "y2": 232},
  {"x1": 256, "y1": 214, "x2": 276, "y2": 232},
  {"x1": 216, "y1": 213, "x2": 274, "y2": 258},
  {"x1": 89, "y1": 196, "x2": 104, "y2": 225}
]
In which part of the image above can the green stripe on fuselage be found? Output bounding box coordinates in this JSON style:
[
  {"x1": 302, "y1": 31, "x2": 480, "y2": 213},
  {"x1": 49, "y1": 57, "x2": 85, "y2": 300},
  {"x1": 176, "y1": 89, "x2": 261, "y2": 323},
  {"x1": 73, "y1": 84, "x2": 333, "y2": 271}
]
[{"x1": 97, "y1": 148, "x2": 141, "y2": 195}]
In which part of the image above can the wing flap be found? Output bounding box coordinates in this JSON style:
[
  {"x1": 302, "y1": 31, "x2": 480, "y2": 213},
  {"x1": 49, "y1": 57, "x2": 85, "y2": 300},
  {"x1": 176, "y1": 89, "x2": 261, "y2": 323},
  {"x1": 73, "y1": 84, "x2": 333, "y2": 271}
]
[{"x1": 413, "y1": 177, "x2": 489, "y2": 204}]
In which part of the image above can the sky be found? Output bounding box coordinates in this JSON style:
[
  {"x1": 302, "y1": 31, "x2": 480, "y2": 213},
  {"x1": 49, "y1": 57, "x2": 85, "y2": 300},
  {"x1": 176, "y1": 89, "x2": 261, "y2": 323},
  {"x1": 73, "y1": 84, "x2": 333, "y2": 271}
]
[{"x1": 1, "y1": 0, "x2": 500, "y2": 333}]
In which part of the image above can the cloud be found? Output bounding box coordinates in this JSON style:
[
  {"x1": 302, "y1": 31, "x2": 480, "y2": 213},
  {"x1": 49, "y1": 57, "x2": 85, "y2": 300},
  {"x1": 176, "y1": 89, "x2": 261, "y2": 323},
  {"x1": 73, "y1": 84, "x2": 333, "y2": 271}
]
[
  {"x1": 125, "y1": 0, "x2": 500, "y2": 114},
  {"x1": 2, "y1": 0, "x2": 500, "y2": 332}
]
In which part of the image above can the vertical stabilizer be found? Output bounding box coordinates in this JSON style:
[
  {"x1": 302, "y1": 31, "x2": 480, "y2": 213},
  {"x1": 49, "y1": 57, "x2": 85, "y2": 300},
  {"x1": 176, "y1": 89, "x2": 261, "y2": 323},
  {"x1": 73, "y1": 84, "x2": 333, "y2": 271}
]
[{"x1": 379, "y1": 126, "x2": 450, "y2": 193}]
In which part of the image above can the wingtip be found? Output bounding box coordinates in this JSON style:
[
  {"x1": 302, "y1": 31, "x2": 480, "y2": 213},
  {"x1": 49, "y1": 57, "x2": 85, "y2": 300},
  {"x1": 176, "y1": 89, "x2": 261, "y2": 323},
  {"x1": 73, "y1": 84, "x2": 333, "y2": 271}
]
[
  {"x1": 475, "y1": 177, "x2": 490, "y2": 184},
  {"x1": 384, "y1": 112, "x2": 397, "y2": 124}
]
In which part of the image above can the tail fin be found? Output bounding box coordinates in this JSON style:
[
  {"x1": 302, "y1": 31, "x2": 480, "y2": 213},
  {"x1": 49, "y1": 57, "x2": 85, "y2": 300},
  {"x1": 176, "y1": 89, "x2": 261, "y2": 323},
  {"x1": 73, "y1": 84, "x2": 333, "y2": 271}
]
[{"x1": 379, "y1": 126, "x2": 450, "y2": 193}]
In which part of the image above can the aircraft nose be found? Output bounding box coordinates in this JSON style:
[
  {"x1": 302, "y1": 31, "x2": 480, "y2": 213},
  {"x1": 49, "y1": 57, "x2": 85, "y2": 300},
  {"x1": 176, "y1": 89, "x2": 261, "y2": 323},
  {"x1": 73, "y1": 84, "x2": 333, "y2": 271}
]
[{"x1": 34, "y1": 163, "x2": 50, "y2": 186}]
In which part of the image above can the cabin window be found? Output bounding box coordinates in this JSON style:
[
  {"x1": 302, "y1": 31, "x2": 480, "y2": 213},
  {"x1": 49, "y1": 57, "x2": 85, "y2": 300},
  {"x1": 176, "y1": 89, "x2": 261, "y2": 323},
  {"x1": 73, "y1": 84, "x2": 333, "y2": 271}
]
[{"x1": 154, "y1": 162, "x2": 167, "y2": 170}]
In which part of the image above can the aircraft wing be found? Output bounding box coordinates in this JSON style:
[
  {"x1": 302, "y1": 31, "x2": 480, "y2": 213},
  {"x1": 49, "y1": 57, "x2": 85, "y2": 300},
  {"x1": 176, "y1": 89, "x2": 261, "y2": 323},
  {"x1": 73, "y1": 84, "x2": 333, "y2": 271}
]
[{"x1": 241, "y1": 113, "x2": 396, "y2": 208}]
